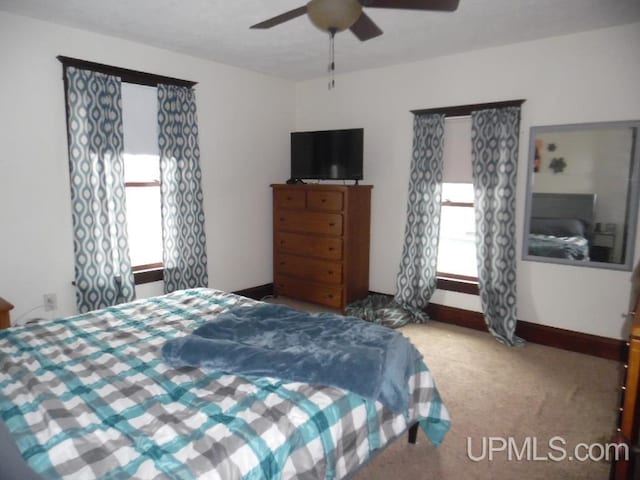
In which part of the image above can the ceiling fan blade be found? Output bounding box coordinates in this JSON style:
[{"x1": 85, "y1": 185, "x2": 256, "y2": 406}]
[
  {"x1": 350, "y1": 13, "x2": 383, "y2": 41},
  {"x1": 250, "y1": 6, "x2": 308, "y2": 29},
  {"x1": 360, "y1": 0, "x2": 460, "y2": 12}
]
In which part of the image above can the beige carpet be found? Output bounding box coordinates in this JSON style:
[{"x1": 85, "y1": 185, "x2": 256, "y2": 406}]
[{"x1": 268, "y1": 297, "x2": 621, "y2": 480}]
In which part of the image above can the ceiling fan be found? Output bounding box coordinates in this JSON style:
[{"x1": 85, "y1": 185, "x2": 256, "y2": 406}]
[{"x1": 250, "y1": 0, "x2": 460, "y2": 41}]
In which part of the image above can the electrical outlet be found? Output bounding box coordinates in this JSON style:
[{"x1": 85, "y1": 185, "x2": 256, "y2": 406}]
[{"x1": 43, "y1": 293, "x2": 57, "y2": 311}]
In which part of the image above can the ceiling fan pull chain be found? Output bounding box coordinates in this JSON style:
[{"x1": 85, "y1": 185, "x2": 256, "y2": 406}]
[{"x1": 328, "y1": 29, "x2": 336, "y2": 90}]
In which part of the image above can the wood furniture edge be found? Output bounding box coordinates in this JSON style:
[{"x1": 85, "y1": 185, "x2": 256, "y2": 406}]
[
  {"x1": 611, "y1": 289, "x2": 640, "y2": 479},
  {"x1": 0, "y1": 297, "x2": 14, "y2": 310},
  {"x1": 0, "y1": 297, "x2": 15, "y2": 330}
]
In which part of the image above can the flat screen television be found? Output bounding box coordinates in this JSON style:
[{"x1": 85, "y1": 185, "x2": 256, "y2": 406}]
[{"x1": 290, "y1": 128, "x2": 363, "y2": 181}]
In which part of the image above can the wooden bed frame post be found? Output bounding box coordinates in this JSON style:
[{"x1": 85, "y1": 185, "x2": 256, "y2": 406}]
[
  {"x1": 408, "y1": 423, "x2": 419, "y2": 444},
  {"x1": 611, "y1": 261, "x2": 640, "y2": 479}
]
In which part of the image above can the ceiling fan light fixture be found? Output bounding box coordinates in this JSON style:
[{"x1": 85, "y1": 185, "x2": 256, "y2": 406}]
[{"x1": 307, "y1": 0, "x2": 363, "y2": 32}]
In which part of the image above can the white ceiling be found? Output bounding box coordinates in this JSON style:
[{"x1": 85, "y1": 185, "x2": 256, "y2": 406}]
[{"x1": 1, "y1": 0, "x2": 639, "y2": 81}]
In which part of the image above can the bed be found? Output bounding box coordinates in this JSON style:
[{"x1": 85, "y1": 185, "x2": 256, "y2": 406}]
[
  {"x1": 0, "y1": 288, "x2": 450, "y2": 479},
  {"x1": 527, "y1": 192, "x2": 596, "y2": 260}
]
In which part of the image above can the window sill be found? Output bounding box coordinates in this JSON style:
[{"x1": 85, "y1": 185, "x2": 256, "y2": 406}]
[
  {"x1": 436, "y1": 276, "x2": 479, "y2": 295},
  {"x1": 134, "y1": 268, "x2": 164, "y2": 285}
]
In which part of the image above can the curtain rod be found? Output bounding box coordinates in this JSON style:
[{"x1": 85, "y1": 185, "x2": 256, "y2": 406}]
[
  {"x1": 411, "y1": 99, "x2": 525, "y2": 118},
  {"x1": 56, "y1": 55, "x2": 197, "y2": 88}
]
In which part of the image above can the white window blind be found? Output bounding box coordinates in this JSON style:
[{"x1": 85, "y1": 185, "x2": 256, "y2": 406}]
[
  {"x1": 442, "y1": 117, "x2": 473, "y2": 183},
  {"x1": 122, "y1": 84, "x2": 158, "y2": 155}
]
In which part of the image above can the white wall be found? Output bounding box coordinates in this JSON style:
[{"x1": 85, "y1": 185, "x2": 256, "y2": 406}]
[
  {"x1": 295, "y1": 23, "x2": 640, "y2": 339},
  {"x1": 1, "y1": 11, "x2": 638, "y2": 339},
  {"x1": 0, "y1": 12, "x2": 294, "y2": 323}
]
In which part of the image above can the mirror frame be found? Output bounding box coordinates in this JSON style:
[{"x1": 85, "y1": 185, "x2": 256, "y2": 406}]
[{"x1": 522, "y1": 120, "x2": 640, "y2": 271}]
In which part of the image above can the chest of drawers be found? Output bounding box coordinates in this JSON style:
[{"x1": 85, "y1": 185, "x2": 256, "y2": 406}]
[{"x1": 272, "y1": 184, "x2": 372, "y2": 310}]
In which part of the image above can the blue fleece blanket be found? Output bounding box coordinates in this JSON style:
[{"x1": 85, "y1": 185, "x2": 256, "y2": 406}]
[{"x1": 161, "y1": 303, "x2": 422, "y2": 413}]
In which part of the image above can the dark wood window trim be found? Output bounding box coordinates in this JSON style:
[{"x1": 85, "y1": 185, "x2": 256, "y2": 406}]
[
  {"x1": 56, "y1": 56, "x2": 197, "y2": 88},
  {"x1": 133, "y1": 267, "x2": 164, "y2": 285},
  {"x1": 442, "y1": 200, "x2": 474, "y2": 208},
  {"x1": 436, "y1": 275, "x2": 479, "y2": 295},
  {"x1": 132, "y1": 262, "x2": 163, "y2": 273},
  {"x1": 411, "y1": 99, "x2": 525, "y2": 118},
  {"x1": 125, "y1": 181, "x2": 161, "y2": 188},
  {"x1": 438, "y1": 272, "x2": 478, "y2": 282}
]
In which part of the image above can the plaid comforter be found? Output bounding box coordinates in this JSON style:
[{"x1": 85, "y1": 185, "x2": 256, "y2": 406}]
[
  {"x1": 528, "y1": 234, "x2": 590, "y2": 260},
  {"x1": 0, "y1": 289, "x2": 450, "y2": 479}
]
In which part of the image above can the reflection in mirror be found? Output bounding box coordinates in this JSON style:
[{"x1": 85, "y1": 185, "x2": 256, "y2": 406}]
[{"x1": 523, "y1": 120, "x2": 640, "y2": 271}]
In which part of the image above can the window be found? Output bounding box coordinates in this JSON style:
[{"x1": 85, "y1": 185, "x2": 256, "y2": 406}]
[
  {"x1": 437, "y1": 183, "x2": 478, "y2": 280},
  {"x1": 123, "y1": 154, "x2": 162, "y2": 270},
  {"x1": 121, "y1": 83, "x2": 163, "y2": 280},
  {"x1": 437, "y1": 117, "x2": 478, "y2": 282},
  {"x1": 59, "y1": 56, "x2": 199, "y2": 296}
]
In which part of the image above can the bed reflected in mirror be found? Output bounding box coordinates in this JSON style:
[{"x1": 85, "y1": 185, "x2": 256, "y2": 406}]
[{"x1": 523, "y1": 120, "x2": 640, "y2": 271}]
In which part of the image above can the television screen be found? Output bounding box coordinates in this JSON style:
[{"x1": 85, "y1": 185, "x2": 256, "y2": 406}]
[{"x1": 290, "y1": 128, "x2": 363, "y2": 181}]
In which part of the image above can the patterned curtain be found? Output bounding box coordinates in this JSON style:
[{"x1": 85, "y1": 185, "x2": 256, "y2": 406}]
[
  {"x1": 471, "y1": 107, "x2": 524, "y2": 346},
  {"x1": 157, "y1": 84, "x2": 208, "y2": 293},
  {"x1": 394, "y1": 113, "x2": 445, "y2": 322},
  {"x1": 65, "y1": 67, "x2": 135, "y2": 313}
]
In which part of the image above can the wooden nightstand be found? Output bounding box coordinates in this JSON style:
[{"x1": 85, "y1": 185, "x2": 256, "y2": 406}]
[{"x1": 0, "y1": 297, "x2": 14, "y2": 329}]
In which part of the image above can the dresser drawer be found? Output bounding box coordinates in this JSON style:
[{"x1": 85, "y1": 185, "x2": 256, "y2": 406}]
[
  {"x1": 274, "y1": 189, "x2": 306, "y2": 209},
  {"x1": 275, "y1": 211, "x2": 343, "y2": 235},
  {"x1": 276, "y1": 254, "x2": 343, "y2": 284},
  {"x1": 307, "y1": 190, "x2": 344, "y2": 211},
  {"x1": 275, "y1": 275, "x2": 343, "y2": 309},
  {"x1": 275, "y1": 232, "x2": 343, "y2": 260}
]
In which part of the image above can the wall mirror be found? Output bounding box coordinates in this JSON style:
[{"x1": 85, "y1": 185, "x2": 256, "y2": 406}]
[{"x1": 523, "y1": 120, "x2": 640, "y2": 271}]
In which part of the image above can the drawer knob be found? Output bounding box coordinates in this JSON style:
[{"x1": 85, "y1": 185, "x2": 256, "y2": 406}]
[
  {"x1": 327, "y1": 294, "x2": 333, "y2": 298},
  {"x1": 321, "y1": 199, "x2": 326, "y2": 203},
  {"x1": 328, "y1": 270, "x2": 333, "y2": 274},
  {"x1": 329, "y1": 222, "x2": 335, "y2": 227},
  {"x1": 328, "y1": 247, "x2": 334, "y2": 251}
]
